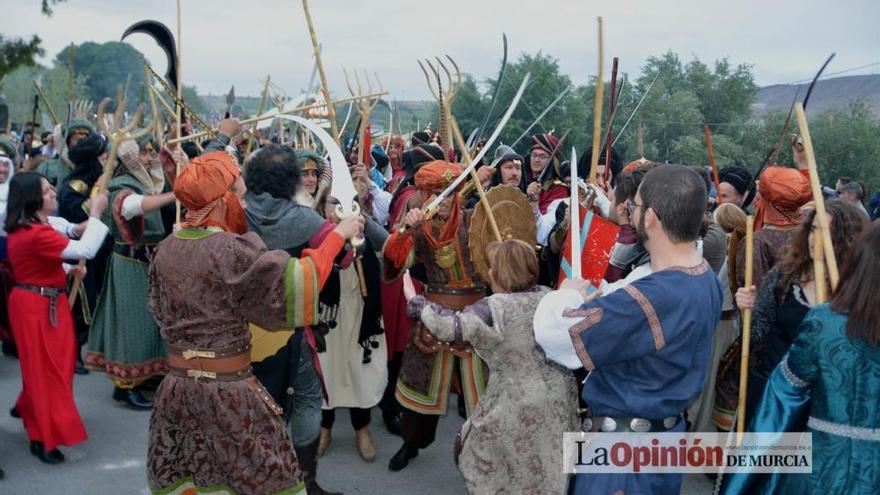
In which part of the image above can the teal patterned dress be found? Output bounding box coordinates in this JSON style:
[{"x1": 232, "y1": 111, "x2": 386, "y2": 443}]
[
  {"x1": 85, "y1": 174, "x2": 169, "y2": 386},
  {"x1": 721, "y1": 304, "x2": 880, "y2": 494}
]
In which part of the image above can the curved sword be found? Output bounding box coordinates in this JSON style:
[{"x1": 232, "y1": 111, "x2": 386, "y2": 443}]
[
  {"x1": 475, "y1": 33, "x2": 508, "y2": 143},
  {"x1": 121, "y1": 20, "x2": 178, "y2": 90},
  {"x1": 426, "y1": 72, "x2": 531, "y2": 212},
  {"x1": 510, "y1": 84, "x2": 572, "y2": 149},
  {"x1": 275, "y1": 114, "x2": 356, "y2": 215}
]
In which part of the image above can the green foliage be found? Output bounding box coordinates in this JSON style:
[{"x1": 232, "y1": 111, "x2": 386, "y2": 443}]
[
  {"x1": 2, "y1": 65, "x2": 89, "y2": 126},
  {"x1": 0, "y1": 35, "x2": 44, "y2": 77},
  {"x1": 55, "y1": 42, "x2": 147, "y2": 111}
]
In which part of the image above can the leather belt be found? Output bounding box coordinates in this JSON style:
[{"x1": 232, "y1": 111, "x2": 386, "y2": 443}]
[
  {"x1": 415, "y1": 287, "x2": 486, "y2": 357},
  {"x1": 113, "y1": 243, "x2": 155, "y2": 263},
  {"x1": 167, "y1": 348, "x2": 252, "y2": 381},
  {"x1": 16, "y1": 284, "x2": 66, "y2": 327},
  {"x1": 583, "y1": 414, "x2": 682, "y2": 433}
]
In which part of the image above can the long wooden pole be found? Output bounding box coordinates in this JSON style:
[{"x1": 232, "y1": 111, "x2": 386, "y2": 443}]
[
  {"x1": 450, "y1": 117, "x2": 502, "y2": 243},
  {"x1": 166, "y1": 91, "x2": 387, "y2": 145},
  {"x1": 813, "y1": 231, "x2": 827, "y2": 303},
  {"x1": 32, "y1": 80, "x2": 59, "y2": 127},
  {"x1": 588, "y1": 17, "x2": 605, "y2": 185},
  {"x1": 245, "y1": 76, "x2": 271, "y2": 162},
  {"x1": 794, "y1": 102, "x2": 839, "y2": 290},
  {"x1": 602, "y1": 57, "x2": 618, "y2": 185},
  {"x1": 704, "y1": 124, "x2": 722, "y2": 205},
  {"x1": 736, "y1": 215, "x2": 755, "y2": 438},
  {"x1": 175, "y1": 0, "x2": 183, "y2": 225},
  {"x1": 301, "y1": 0, "x2": 340, "y2": 144}
]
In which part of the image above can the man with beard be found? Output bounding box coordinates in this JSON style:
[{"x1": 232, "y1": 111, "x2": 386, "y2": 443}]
[
  {"x1": 382, "y1": 160, "x2": 488, "y2": 472},
  {"x1": 36, "y1": 119, "x2": 93, "y2": 189},
  {"x1": 535, "y1": 164, "x2": 723, "y2": 495},
  {"x1": 58, "y1": 133, "x2": 112, "y2": 374},
  {"x1": 717, "y1": 166, "x2": 755, "y2": 210}
]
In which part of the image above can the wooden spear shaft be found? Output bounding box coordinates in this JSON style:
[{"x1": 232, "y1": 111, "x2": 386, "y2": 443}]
[
  {"x1": 175, "y1": 0, "x2": 183, "y2": 225},
  {"x1": 794, "y1": 102, "x2": 839, "y2": 290},
  {"x1": 245, "y1": 76, "x2": 271, "y2": 162},
  {"x1": 588, "y1": 17, "x2": 605, "y2": 185},
  {"x1": 166, "y1": 91, "x2": 387, "y2": 144},
  {"x1": 736, "y1": 215, "x2": 755, "y2": 438},
  {"x1": 450, "y1": 117, "x2": 502, "y2": 243},
  {"x1": 602, "y1": 57, "x2": 618, "y2": 185},
  {"x1": 704, "y1": 124, "x2": 722, "y2": 204},
  {"x1": 32, "y1": 80, "x2": 59, "y2": 127},
  {"x1": 301, "y1": 0, "x2": 340, "y2": 144}
]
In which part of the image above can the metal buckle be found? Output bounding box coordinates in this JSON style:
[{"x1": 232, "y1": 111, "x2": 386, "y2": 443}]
[
  {"x1": 182, "y1": 349, "x2": 216, "y2": 360},
  {"x1": 630, "y1": 418, "x2": 652, "y2": 432},
  {"x1": 599, "y1": 417, "x2": 618, "y2": 432},
  {"x1": 186, "y1": 369, "x2": 217, "y2": 380}
]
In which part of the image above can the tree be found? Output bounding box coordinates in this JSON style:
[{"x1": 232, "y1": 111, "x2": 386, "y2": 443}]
[
  {"x1": 0, "y1": 1, "x2": 67, "y2": 77},
  {"x1": 2, "y1": 65, "x2": 90, "y2": 127},
  {"x1": 54, "y1": 42, "x2": 147, "y2": 111},
  {"x1": 450, "y1": 74, "x2": 487, "y2": 139}
]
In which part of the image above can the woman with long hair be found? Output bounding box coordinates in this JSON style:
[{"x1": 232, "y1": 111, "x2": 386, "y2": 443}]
[
  {"x1": 734, "y1": 199, "x2": 867, "y2": 420},
  {"x1": 722, "y1": 219, "x2": 880, "y2": 494},
  {"x1": 5, "y1": 171, "x2": 109, "y2": 464},
  {"x1": 403, "y1": 239, "x2": 578, "y2": 494}
]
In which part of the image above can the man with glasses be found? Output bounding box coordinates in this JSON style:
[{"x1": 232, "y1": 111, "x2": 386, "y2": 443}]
[
  {"x1": 524, "y1": 133, "x2": 568, "y2": 214},
  {"x1": 535, "y1": 164, "x2": 723, "y2": 495}
]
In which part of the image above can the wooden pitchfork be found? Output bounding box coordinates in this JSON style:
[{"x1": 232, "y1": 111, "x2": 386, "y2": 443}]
[
  {"x1": 343, "y1": 68, "x2": 383, "y2": 166},
  {"x1": 69, "y1": 84, "x2": 152, "y2": 308},
  {"x1": 417, "y1": 55, "x2": 462, "y2": 153}
]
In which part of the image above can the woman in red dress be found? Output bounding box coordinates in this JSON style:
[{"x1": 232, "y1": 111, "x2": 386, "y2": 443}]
[{"x1": 5, "y1": 171, "x2": 109, "y2": 464}]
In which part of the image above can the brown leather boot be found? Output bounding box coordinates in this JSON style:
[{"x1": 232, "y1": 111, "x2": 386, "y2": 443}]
[
  {"x1": 355, "y1": 427, "x2": 377, "y2": 462},
  {"x1": 317, "y1": 427, "x2": 332, "y2": 457}
]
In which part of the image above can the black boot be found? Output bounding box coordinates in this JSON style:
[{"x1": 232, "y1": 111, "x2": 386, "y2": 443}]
[
  {"x1": 9, "y1": 407, "x2": 20, "y2": 419},
  {"x1": 294, "y1": 438, "x2": 342, "y2": 495},
  {"x1": 383, "y1": 411, "x2": 401, "y2": 436},
  {"x1": 112, "y1": 387, "x2": 153, "y2": 410},
  {"x1": 30, "y1": 441, "x2": 64, "y2": 465},
  {"x1": 388, "y1": 443, "x2": 418, "y2": 472}
]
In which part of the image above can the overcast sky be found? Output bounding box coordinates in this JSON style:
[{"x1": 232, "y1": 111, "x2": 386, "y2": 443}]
[{"x1": 8, "y1": 0, "x2": 879, "y2": 100}]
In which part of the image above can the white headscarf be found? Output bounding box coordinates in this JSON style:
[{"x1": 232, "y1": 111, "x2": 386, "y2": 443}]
[{"x1": 0, "y1": 155, "x2": 15, "y2": 236}]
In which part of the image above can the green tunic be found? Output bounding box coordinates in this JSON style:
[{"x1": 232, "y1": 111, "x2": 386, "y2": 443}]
[
  {"x1": 35, "y1": 157, "x2": 73, "y2": 190},
  {"x1": 85, "y1": 174, "x2": 169, "y2": 387}
]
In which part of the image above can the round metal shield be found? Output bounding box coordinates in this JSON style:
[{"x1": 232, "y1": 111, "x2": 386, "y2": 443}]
[{"x1": 467, "y1": 185, "x2": 537, "y2": 283}]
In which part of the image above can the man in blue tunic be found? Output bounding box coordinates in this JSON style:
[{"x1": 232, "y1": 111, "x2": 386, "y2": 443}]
[{"x1": 535, "y1": 164, "x2": 723, "y2": 494}]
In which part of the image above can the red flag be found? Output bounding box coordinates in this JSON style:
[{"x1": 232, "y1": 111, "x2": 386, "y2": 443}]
[{"x1": 558, "y1": 204, "x2": 620, "y2": 289}]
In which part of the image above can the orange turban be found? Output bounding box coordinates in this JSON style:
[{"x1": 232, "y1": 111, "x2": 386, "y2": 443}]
[
  {"x1": 754, "y1": 166, "x2": 812, "y2": 230},
  {"x1": 414, "y1": 160, "x2": 464, "y2": 192},
  {"x1": 174, "y1": 151, "x2": 246, "y2": 234}
]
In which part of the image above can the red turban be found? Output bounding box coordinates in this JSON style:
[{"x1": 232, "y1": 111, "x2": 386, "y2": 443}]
[
  {"x1": 754, "y1": 166, "x2": 812, "y2": 230},
  {"x1": 174, "y1": 151, "x2": 246, "y2": 234},
  {"x1": 530, "y1": 133, "x2": 561, "y2": 157},
  {"x1": 414, "y1": 160, "x2": 463, "y2": 192}
]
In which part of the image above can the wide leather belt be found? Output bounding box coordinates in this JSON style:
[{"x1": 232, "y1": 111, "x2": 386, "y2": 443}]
[
  {"x1": 167, "y1": 348, "x2": 252, "y2": 381},
  {"x1": 415, "y1": 287, "x2": 486, "y2": 357},
  {"x1": 16, "y1": 284, "x2": 66, "y2": 327},
  {"x1": 583, "y1": 414, "x2": 682, "y2": 433}
]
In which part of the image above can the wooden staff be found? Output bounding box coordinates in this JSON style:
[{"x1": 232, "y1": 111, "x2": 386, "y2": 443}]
[
  {"x1": 32, "y1": 80, "x2": 59, "y2": 127},
  {"x1": 813, "y1": 232, "x2": 827, "y2": 303},
  {"x1": 450, "y1": 117, "x2": 502, "y2": 243},
  {"x1": 301, "y1": 0, "x2": 340, "y2": 144},
  {"x1": 244, "y1": 75, "x2": 271, "y2": 162},
  {"x1": 588, "y1": 17, "x2": 605, "y2": 184},
  {"x1": 175, "y1": 0, "x2": 184, "y2": 225},
  {"x1": 736, "y1": 215, "x2": 755, "y2": 437},
  {"x1": 166, "y1": 91, "x2": 387, "y2": 145},
  {"x1": 602, "y1": 57, "x2": 619, "y2": 185},
  {"x1": 67, "y1": 43, "x2": 75, "y2": 101},
  {"x1": 794, "y1": 102, "x2": 839, "y2": 289},
  {"x1": 69, "y1": 88, "x2": 151, "y2": 308},
  {"x1": 704, "y1": 124, "x2": 722, "y2": 204}
]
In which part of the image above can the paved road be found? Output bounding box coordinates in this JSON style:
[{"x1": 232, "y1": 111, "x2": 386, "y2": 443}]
[{"x1": 0, "y1": 353, "x2": 714, "y2": 494}]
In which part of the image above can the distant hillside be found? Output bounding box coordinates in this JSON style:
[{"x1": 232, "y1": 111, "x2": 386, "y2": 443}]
[{"x1": 754, "y1": 74, "x2": 880, "y2": 115}]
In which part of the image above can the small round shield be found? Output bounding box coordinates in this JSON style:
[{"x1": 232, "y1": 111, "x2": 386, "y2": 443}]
[{"x1": 467, "y1": 185, "x2": 537, "y2": 283}]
